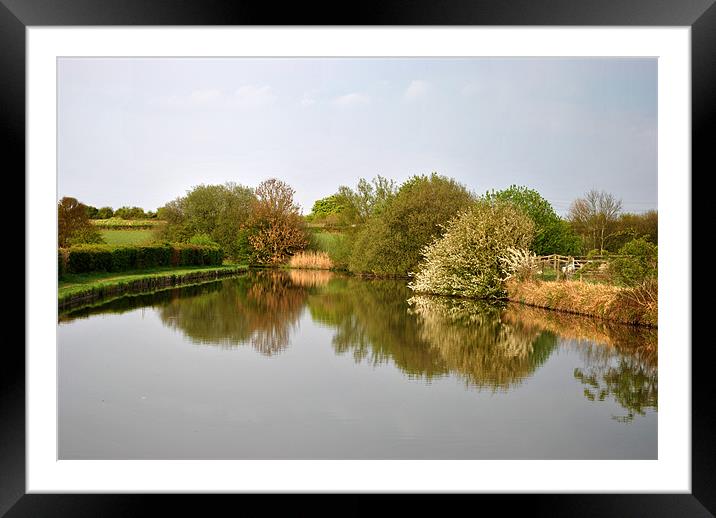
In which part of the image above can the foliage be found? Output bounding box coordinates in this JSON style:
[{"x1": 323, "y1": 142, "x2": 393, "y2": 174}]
[
  {"x1": 67, "y1": 226, "x2": 105, "y2": 246},
  {"x1": 96, "y1": 206, "x2": 114, "y2": 219},
  {"x1": 610, "y1": 238, "x2": 658, "y2": 287},
  {"x1": 605, "y1": 210, "x2": 658, "y2": 251},
  {"x1": 333, "y1": 175, "x2": 398, "y2": 226},
  {"x1": 500, "y1": 248, "x2": 539, "y2": 282},
  {"x1": 58, "y1": 197, "x2": 104, "y2": 247},
  {"x1": 348, "y1": 173, "x2": 475, "y2": 276},
  {"x1": 410, "y1": 201, "x2": 535, "y2": 298},
  {"x1": 61, "y1": 243, "x2": 223, "y2": 274},
  {"x1": 484, "y1": 185, "x2": 580, "y2": 255},
  {"x1": 114, "y1": 206, "x2": 149, "y2": 219},
  {"x1": 246, "y1": 178, "x2": 309, "y2": 264},
  {"x1": 159, "y1": 182, "x2": 256, "y2": 260},
  {"x1": 189, "y1": 233, "x2": 220, "y2": 247},
  {"x1": 85, "y1": 205, "x2": 99, "y2": 219},
  {"x1": 307, "y1": 194, "x2": 346, "y2": 225}
]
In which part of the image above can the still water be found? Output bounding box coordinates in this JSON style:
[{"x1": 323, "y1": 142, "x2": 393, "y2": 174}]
[{"x1": 58, "y1": 269, "x2": 657, "y2": 459}]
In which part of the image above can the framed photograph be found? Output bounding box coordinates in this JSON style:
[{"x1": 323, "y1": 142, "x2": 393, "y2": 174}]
[{"x1": 7, "y1": 0, "x2": 710, "y2": 513}]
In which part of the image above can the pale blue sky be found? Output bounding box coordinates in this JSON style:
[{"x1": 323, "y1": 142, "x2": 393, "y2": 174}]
[{"x1": 58, "y1": 57, "x2": 657, "y2": 216}]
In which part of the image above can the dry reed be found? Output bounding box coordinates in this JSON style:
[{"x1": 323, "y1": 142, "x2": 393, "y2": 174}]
[
  {"x1": 506, "y1": 278, "x2": 657, "y2": 327},
  {"x1": 287, "y1": 251, "x2": 334, "y2": 270}
]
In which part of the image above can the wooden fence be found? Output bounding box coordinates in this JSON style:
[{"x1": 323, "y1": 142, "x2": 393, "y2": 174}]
[{"x1": 534, "y1": 254, "x2": 631, "y2": 281}]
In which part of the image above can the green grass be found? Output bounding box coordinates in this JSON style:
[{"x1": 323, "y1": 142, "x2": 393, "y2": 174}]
[
  {"x1": 100, "y1": 229, "x2": 157, "y2": 245},
  {"x1": 312, "y1": 231, "x2": 343, "y2": 252},
  {"x1": 59, "y1": 264, "x2": 247, "y2": 301}
]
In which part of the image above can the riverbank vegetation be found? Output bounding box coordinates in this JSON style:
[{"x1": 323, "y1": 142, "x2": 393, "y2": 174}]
[
  {"x1": 60, "y1": 173, "x2": 657, "y2": 325},
  {"x1": 58, "y1": 264, "x2": 247, "y2": 310}
]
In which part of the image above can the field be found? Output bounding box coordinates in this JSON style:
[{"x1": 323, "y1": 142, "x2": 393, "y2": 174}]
[
  {"x1": 100, "y1": 229, "x2": 158, "y2": 245},
  {"x1": 92, "y1": 218, "x2": 165, "y2": 229}
]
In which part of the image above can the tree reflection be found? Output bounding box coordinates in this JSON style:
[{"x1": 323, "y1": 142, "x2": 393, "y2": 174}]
[
  {"x1": 159, "y1": 270, "x2": 307, "y2": 356},
  {"x1": 503, "y1": 304, "x2": 658, "y2": 422},
  {"x1": 61, "y1": 269, "x2": 657, "y2": 415},
  {"x1": 308, "y1": 279, "x2": 446, "y2": 378},
  {"x1": 307, "y1": 280, "x2": 558, "y2": 389},
  {"x1": 408, "y1": 296, "x2": 557, "y2": 389}
]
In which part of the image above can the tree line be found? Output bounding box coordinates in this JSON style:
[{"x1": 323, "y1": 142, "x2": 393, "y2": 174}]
[{"x1": 59, "y1": 174, "x2": 657, "y2": 280}]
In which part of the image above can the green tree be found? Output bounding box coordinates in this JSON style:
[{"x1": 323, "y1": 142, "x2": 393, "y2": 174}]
[
  {"x1": 610, "y1": 238, "x2": 657, "y2": 286},
  {"x1": 606, "y1": 210, "x2": 658, "y2": 251},
  {"x1": 114, "y1": 206, "x2": 147, "y2": 219},
  {"x1": 96, "y1": 206, "x2": 114, "y2": 219},
  {"x1": 348, "y1": 173, "x2": 475, "y2": 276},
  {"x1": 85, "y1": 205, "x2": 99, "y2": 219},
  {"x1": 307, "y1": 194, "x2": 345, "y2": 224},
  {"x1": 159, "y1": 182, "x2": 256, "y2": 259},
  {"x1": 58, "y1": 197, "x2": 104, "y2": 247},
  {"x1": 484, "y1": 185, "x2": 580, "y2": 255},
  {"x1": 334, "y1": 175, "x2": 398, "y2": 226},
  {"x1": 409, "y1": 200, "x2": 535, "y2": 299}
]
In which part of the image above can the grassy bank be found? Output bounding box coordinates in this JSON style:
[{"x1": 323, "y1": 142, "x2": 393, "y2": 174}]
[
  {"x1": 59, "y1": 264, "x2": 247, "y2": 310},
  {"x1": 506, "y1": 278, "x2": 657, "y2": 327}
]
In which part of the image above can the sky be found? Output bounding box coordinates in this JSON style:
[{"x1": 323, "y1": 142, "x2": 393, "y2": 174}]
[{"x1": 58, "y1": 57, "x2": 657, "y2": 216}]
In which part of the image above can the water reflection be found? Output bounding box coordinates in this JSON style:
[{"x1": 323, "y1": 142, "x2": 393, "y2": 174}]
[
  {"x1": 60, "y1": 269, "x2": 657, "y2": 418},
  {"x1": 158, "y1": 270, "x2": 307, "y2": 355},
  {"x1": 503, "y1": 304, "x2": 658, "y2": 421},
  {"x1": 408, "y1": 296, "x2": 557, "y2": 389}
]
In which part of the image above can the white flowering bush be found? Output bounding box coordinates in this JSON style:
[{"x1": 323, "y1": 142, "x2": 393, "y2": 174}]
[
  {"x1": 409, "y1": 201, "x2": 534, "y2": 299},
  {"x1": 499, "y1": 247, "x2": 539, "y2": 281}
]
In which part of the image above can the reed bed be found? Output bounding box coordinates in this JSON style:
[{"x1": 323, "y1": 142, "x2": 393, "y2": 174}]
[
  {"x1": 287, "y1": 251, "x2": 334, "y2": 270},
  {"x1": 506, "y1": 278, "x2": 657, "y2": 327}
]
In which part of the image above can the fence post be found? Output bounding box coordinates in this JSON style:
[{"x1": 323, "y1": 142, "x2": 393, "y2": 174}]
[{"x1": 554, "y1": 254, "x2": 559, "y2": 280}]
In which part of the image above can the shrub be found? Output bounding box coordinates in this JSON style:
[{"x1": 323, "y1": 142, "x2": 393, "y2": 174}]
[
  {"x1": 58, "y1": 249, "x2": 67, "y2": 278},
  {"x1": 409, "y1": 201, "x2": 535, "y2": 299},
  {"x1": 348, "y1": 173, "x2": 475, "y2": 276},
  {"x1": 189, "y1": 233, "x2": 220, "y2": 247},
  {"x1": 63, "y1": 243, "x2": 223, "y2": 274},
  {"x1": 66, "y1": 226, "x2": 105, "y2": 246},
  {"x1": 500, "y1": 248, "x2": 539, "y2": 282},
  {"x1": 610, "y1": 238, "x2": 658, "y2": 286}
]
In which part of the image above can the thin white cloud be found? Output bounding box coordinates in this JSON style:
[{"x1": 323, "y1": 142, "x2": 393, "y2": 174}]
[
  {"x1": 300, "y1": 93, "x2": 317, "y2": 106},
  {"x1": 159, "y1": 85, "x2": 276, "y2": 109},
  {"x1": 461, "y1": 82, "x2": 481, "y2": 96},
  {"x1": 403, "y1": 80, "x2": 430, "y2": 102},
  {"x1": 332, "y1": 92, "x2": 371, "y2": 106},
  {"x1": 229, "y1": 85, "x2": 275, "y2": 109}
]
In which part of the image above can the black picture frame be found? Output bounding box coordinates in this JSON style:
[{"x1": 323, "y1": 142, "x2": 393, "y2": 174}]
[{"x1": 5, "y1": 0, "x2": 709, "y2": 514}]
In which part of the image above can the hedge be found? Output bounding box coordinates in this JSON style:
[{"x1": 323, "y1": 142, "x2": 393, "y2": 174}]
[{"x1": 60, "y1": 243, "x2": 223, "y2": 274}]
